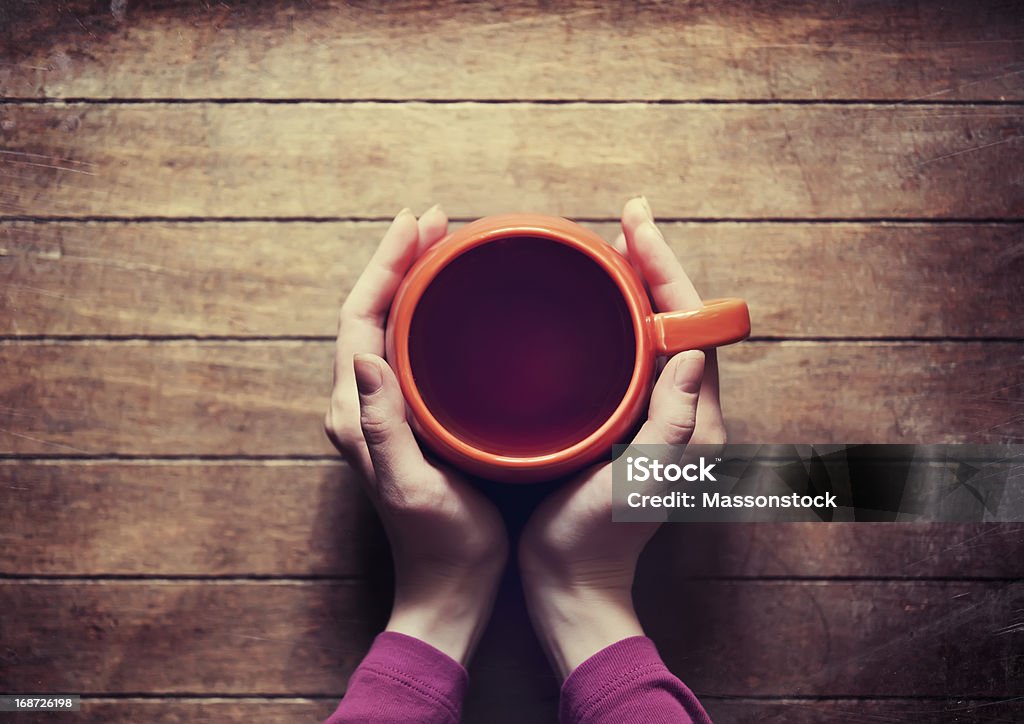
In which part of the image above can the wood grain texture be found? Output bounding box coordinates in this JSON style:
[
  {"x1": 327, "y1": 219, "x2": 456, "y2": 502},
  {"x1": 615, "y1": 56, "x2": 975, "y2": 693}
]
[
  {"x1": 2, "y1": 1, "x2": 1023, "y2": 101},
  {"x1": 2, "y1": 700, "x2": 339, "y2": 724},
  {"x1": 3, "y1": 221, "x2": 1022, "y2": 337},
  {"x1": 1, "y1": 581, "x2": 1020, "y2": 697},
  {"x1": 3, "y1": 461, "x2": 1023, "y2": 577},
  {"x1": 3, "y1": 104, "x2": 1023, "y2": 218},
  {"x1": 701, "y1": 697, "x2": 1024, "y2": 723},
  {"x1": 0, "y1": 462, "x2": 385, "y2": 577},
  {"x1": 640, "y1": 581, "x2": 1024, "y2": 698},
  {"x1": 0, "y1": 582, "x2": 383, "y2": 695},
  {"x1": 0, "y1": 341, "x2": 1020, "y2": 456},
  {"x1": 4, "y1": 698, "x2": 1020, "y2": 724}
]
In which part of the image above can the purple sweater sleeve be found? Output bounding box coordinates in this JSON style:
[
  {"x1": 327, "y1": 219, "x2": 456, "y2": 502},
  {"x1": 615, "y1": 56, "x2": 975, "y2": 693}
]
[
  {"x1": 323, "y1": 631, "x2": 467, "y2": 724},
  {"x1": 560, "y1": 636, "x2": 713, "y2": 724}
]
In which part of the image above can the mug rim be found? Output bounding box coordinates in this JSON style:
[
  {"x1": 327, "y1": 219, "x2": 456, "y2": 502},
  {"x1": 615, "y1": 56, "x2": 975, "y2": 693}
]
[{"x1": 386, "y1": 213, "x2": 656, "y2": 477}]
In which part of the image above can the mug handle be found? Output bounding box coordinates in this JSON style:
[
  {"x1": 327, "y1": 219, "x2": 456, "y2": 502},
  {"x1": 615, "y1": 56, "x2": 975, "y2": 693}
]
[{"x1": 650, "y1": 298, "x2": 751, "y2": 355}]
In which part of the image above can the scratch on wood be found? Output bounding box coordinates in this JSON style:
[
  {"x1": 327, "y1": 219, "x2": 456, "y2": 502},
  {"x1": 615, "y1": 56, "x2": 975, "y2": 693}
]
[
  {"x1": 989, "y1": 242, "x2": 1024, "y2": 269},
  {"x1": 64, "y1": 254, "x2": 194, "y2": 277},
  {"x1": 234, "y1": 633, "x2": 353, "y2": 654},
  {"x1": 0, "y1": 150, "x2": 96, "y2": 168},
  {"x1": 1, "y1": 283, "x2": 86, "y2": 303},
  {"x1": 110, "y1": 0, "x2": 128, "y2": 24},
  {"x1": 901, "y1": 527, "x2": 1004, "y2": 572},
  {"x1": 917, "y1": 135, "x2": 1022, "y2": 166},
  {"x1": 0, "y1": 159, "x2": 97, "y2": 177},
  {"x1": 991, "y1": 620, "x2": 1024, "y2": 636},
  {"x1": 0, "y1": 427, "x2": 90, "y2": 453},
  {"x1": 453, "y1": 8, "x2": 605, "y2": 37},
  {"x1": 0, "y1": 62, "x2": 50, "y2": 71},
  {"x1": 906, "y1": 66, "x2": 1024, "y2": 102}
]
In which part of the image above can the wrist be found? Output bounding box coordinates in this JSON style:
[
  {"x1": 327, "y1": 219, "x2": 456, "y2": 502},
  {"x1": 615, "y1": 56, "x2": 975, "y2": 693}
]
[
  {"x1": 520, "y1": 563, "x2": 643, "y2": 680},
  {"x1": 386, "y1": 554, "x2": 504, "y2": 666}
]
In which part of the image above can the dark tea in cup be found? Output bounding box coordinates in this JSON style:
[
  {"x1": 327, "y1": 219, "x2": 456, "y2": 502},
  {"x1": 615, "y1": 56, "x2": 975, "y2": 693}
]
[{"x1": 408, "y1": 236, "x2": 636, "y2": 456}]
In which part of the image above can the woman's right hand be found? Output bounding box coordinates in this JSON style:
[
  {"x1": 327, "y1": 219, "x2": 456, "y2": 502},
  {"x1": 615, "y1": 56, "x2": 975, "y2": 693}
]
[{"x1": 325, "y1": 206, "x2": 508, "y2": 666}]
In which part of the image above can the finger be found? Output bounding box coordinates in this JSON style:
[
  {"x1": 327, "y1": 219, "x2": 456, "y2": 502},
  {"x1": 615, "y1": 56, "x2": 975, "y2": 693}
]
[
  {"x1": 328, "y1": 210, "x2": 421, "y2": 477},
  {"x1": 609, "y1": 230, "x2": 644, "y2": 277},
  {"x1": 609, "y1": 351, "x2": 705, "y2": 509},
  {"x1": 631, "y1": 350, "x2": 705, "y2": 448},
  {"x1": 622, "y1": 198, "x2": 725, "y2": 436},
  {"x1": 353, "y1": 353, "x2": 428, "y2": 499},
  {"x1": 611, "y1": 231, "x2": 628, "y2": 257},
  {"x1": 342, "y1": 208, "x2": 421, "y2": 325},
  {"x1": 621, "y1": 195, "x2": 652, "y2": 241},
  {"x1": 622, "y1": 199, "x2": 702, "y2": 312},
  {"x1": 416, "y1": 203, "x2": 449, "y2": 256}
]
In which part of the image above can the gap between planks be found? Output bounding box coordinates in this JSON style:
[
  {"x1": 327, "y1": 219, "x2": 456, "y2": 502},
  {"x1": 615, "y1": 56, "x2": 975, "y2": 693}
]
[
  {"x1": 4, "y1": 216, "x2": 1024, "y2": 224},
  {"x1": 1, "y1": 337, "x2": 1022, "y2": 345},
  {"x1": 1, "y1": 576, "x2": 1021, "y2": 584},
  {"x1": 3, "y1": 98, "x2": 1024, "y2": 107},
  {"x1": 46, "y1": 694, "x2": 1024, "y2": 701}
]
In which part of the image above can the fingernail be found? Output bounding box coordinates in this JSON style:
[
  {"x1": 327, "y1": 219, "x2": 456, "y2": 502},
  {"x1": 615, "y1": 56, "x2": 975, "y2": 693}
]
[
  {"x1": 353, "y1": 354, "x2": 383, "y2": 395},
  {"x1": 425, "y1": 203, "x2": 443, "y2": 216},
  {"x1": 639, "y1": 195, "x2": 653, "y2": 220},
  {"x1": 675, "y1": 350, "x2": 704, "y2": 390},
  {"x1": 395, "y1": 207, "x2": 413, "y2": 220}
]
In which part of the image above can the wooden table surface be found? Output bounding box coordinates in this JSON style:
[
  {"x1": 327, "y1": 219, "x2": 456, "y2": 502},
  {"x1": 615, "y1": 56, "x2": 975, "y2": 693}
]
[{"x1": 1, "y1": 2, "x2": 1023, "y2": 722}]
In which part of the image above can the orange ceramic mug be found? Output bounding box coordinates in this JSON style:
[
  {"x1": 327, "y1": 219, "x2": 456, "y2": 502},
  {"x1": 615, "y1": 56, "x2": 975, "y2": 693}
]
[{"x1": 385, "y1": 214, "x2": 750, "y2": 483}]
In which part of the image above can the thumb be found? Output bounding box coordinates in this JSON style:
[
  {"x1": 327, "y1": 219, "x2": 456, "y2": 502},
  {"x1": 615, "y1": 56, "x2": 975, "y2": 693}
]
[
  {"x1": 632, "y1": 350, "x2": 705, "y2": 447},
  {"x1": 353, "y1": 353, "x2": 427, "y2": 492}
]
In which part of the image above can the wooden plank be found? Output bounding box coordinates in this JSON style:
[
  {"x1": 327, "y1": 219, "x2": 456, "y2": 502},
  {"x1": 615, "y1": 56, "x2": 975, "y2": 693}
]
[
  {"x1": 2, "y1": 461, "x2": 1023, "y2": 578},
  {"x1": 643, "y1": 522, "x2": 1024, "y2": 580},
  {"x1": 0, "y1": 582, "x2": 381, "y2": 694},
  {"x1": 724, "y1": 342, "x2": 1024, "y2": 446},
  {"x1": 0, "y1": 581, "x2": 1019, "y2": 696},
  {"x1": 3, "y1": 221, "x2": 1022, "y2": 338},
  {"x1": 639, "y1": 581, "x2": 1024, "y2": 698},
  {"x1": 5, "y1": 697, "x2": 1021, "y2": 724},
  {"x1": 0, "y1": 462, "x2": 384, "y2": 577},
  {"x1": 3, "y1": 700, "x2": 338, "y2": 724},
  {"x1": 2, "y1": 105, "x2": 1023, "y2": 219},
  {"x1": 0, "y1": 221, "x2": 374, "y2": 337},
  {"x1": 0, "y1": 341, "x2": 1020, "y2": 456},
  {"x1": 701, "y1": 698, "x2": 1024, "y2": 723},
  {"x1": 2, "y1": 1, "x2": 1023, "y2": 101}
]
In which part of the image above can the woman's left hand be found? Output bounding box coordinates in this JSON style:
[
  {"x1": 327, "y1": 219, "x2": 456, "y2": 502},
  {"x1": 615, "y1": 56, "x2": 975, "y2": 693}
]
[{"x1": 518, "y1": 197, "x2": 727, "y2": 679}]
